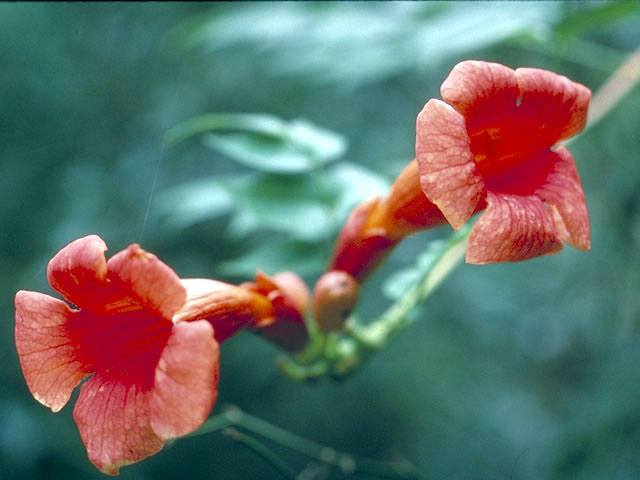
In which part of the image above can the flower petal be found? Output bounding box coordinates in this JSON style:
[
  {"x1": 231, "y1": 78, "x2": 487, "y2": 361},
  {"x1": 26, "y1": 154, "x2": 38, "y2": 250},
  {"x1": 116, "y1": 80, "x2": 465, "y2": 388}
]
[
  {"x1": 150, "y1": 320, "x2": 219, "y2": 439},
  {"x1": 250, "y1": 271, "x2": 310, "y2": 351},
  {"x1": 73, "y1": 374, "x2": 163, "y2": 475},
  {"x1": 515, "y1": 67, "x2": 591, "y2": 145},
  {"x1": 14, "y1": 291, "x2": 90, "y2": 412},
  {"x1": 467, "y1": 192, "x2": 562, "y2": 264},
  {"x1": 440, "y1": 60, "x2": 520, "y2": 133},
  {"x1": 259, "y1": 271, "x2": 310, "y2": 317},
  {"x1": 107, "y1": 244, "x2": 186, "y2": 321},
  {"x1": 484, "y1": 147, "x2": 591, "y2": 252},
  {"x1": 416, "y1": 98, "x2": 485, "y2": 229},
  {"x1": 46, "y1": 235, "x2": 108, "y2": 309},
  {"x1": 534, "y1": 147, "x2": 591, "y2": 250}
]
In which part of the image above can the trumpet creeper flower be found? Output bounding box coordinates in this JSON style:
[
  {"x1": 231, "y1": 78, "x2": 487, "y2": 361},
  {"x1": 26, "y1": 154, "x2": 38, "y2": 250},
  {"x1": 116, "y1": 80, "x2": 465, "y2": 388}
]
[
  {"x1": 416, "y1": 60, "x2": 591, "y2": 263},
  {"x1": 14, "y1": 235, "x2": 224, "y2": 475}
]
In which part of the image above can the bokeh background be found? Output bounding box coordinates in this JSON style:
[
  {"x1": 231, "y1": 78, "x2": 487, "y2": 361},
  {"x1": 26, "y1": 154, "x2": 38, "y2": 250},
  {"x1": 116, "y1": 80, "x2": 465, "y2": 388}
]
[{"x1": 2, "y1": 2, "x2": 640, "y2": 479}]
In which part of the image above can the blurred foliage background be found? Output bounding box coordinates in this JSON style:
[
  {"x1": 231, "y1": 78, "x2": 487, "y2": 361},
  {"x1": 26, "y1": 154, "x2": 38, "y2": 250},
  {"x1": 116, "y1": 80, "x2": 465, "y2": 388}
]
[{"x1": 2, "y1": 2, "x2": 640, "y2": 479}]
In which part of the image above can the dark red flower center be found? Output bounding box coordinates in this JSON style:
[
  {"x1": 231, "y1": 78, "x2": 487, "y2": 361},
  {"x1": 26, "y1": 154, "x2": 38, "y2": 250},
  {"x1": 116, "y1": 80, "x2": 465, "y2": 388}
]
[
  {"x1": 469, "y1": 118, "x2": 541, "y2": 179},
  {"x1": 69, "y1": 306, "x2": 172, "y2": 388}
]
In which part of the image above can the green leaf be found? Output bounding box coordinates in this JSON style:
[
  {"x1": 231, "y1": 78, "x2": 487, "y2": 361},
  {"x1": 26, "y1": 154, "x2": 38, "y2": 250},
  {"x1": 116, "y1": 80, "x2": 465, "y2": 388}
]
[
  {"x1": 154, "y1": 179, "x2": 234, "y2": 229},
  {"x1": 164, "y1": 113, "x2": 285, "y2": 147},
  {"x1": 326, "y1": 162, "x2": 391, "y2": 219},
  {"x1": 166, "y1": 113, "x2": 347, "y2": 174},
  {"x1": 158, "y1": 171, "x2": 344, "y2": 241},
  {"x1": 226, "y1": 173, "x2": 338, "y2": 241},
  {"x1": 226, "y1": 164, "x2": 389, "y2": 240},
  {"x1": 554, "y1": 1, "x2": 640, "y2": 38},
  {"x1": 218, "y1": 238, "x2": 326, "y2": 277},
  {"x1": 183, "y1": 3, "x2": 561, "y2": 88}
]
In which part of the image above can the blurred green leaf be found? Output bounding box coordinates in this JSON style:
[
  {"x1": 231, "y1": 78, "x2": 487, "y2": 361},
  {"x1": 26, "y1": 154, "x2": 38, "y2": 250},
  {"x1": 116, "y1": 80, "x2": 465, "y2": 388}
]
[
  {"x1": 554, "y1": 1, "x2": 640, "y2": 38},
  {"x1": 326, "y1": 162, "x2": 391, "y2": 219},
  {"x1": 165, "y1": 113, "x2": 286, "y2": 147},
  {"x1": 158, "y1": 171, "x2": 340, "y2": 241},
  {"x1": 157, "y1": 162, "x2": 390, "y2": 241},
  {"x1": 155, "y1": 178, "x2": 234, "y2": 229},
  {"x1": 226, "y1": 173, "x2": 338, "y2": 241},
  {"x1": 184, "y1": 2, "x2": 561, "y2": 88},
  {"x1": 218, "y1": 238, "x2": 327, "y2": 277},
  {"x1": 409, "y1": 4, "x2": 555, "y2": 64},
  {"x1": 166, "y1": 113, "x2": 346, "y2": 174}
]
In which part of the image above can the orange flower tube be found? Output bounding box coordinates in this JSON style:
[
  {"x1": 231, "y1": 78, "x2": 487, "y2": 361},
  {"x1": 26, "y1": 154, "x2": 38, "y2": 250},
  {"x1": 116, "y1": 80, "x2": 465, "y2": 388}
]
[{"x1": 327, "y1": 159, "x2": 448, "y2": 282}]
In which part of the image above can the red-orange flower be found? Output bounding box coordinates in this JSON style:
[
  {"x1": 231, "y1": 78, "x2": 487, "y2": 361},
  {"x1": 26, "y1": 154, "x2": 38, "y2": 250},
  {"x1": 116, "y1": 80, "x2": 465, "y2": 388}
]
[
  {"x1": 14, "y1": 235, "x2": 271, "y2": 475},
  {"x1": 417, "y1": 60, "x2": 591, "y2": 263}
]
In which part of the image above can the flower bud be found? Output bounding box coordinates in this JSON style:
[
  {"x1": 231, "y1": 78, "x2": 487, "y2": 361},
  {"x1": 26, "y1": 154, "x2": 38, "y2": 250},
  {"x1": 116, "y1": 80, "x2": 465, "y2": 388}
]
[{"x1": 312, "y1": 270, "x2": 359, "y2": 332}]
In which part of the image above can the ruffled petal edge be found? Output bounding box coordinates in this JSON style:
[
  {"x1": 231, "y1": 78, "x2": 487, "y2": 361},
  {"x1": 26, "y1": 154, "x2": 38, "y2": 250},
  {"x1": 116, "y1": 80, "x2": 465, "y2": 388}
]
[
  {"x1": 467, "y1": 192, "x2": 562, "y2": 264},
  {"x1": 416, "y1": 98, "x2": 485, "y2": 230},
  {"x1": 14, "y1": 291, "x2": 89, "y2": 412},
  {"x1": 440, "y1": 60, "x2": 520, "y2": 133},
  {"x1": 515, "y1": 67, "x2": 591, "y2": 143},
  {"x1": 149, "y1": 320, "x2": 219, "y2": 439},
  {"x1": 107, "y1": 244, "x2": 187, "y2": 321},
  {"x1": 73, "y1": 374, "x2": 163, "y2": 475},
  {"x1": 534, "y1": 147, "x2": 591, "y2": 251},
  {"x1": 46, "y1": 235, "x2": 108, "y2": 309}
]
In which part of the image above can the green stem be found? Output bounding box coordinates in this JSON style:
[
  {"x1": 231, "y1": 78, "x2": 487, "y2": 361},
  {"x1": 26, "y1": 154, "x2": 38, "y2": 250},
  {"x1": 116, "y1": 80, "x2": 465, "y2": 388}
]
[
  {"x1": 229, "y1": 408, "x2": 338, "y2": 463},
  {"x1": 188, "y1": 406, "x2": 422, "y2": 479},
  {"x1": 183, "y1": 410, "x2": 235, "y2": 437},
  {"x1": 223, "y1": 427, "x2": 298, "y2": 480},
  {"x1": 280, "y1": 226, "x2": 471, "y2": 380},
  {"x1": 351, "y1": 225, "x2": 470, "y2": 351}
]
